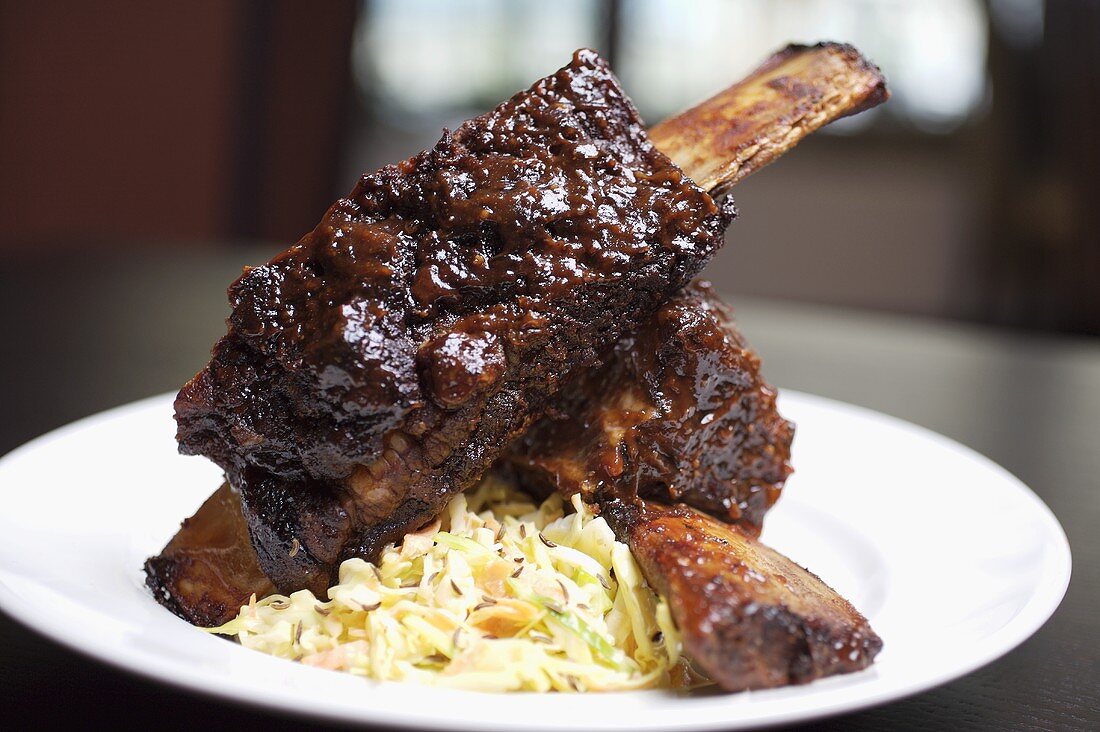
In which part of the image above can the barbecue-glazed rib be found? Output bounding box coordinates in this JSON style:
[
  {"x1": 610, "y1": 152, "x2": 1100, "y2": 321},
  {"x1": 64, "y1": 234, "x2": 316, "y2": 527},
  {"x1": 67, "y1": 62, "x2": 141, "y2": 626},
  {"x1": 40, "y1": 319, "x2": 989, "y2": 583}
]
[
  {"x1": 502, "y1": 280, "x2": 793, "y2": 534},
  {"x1": 600, "y1": 497, "x2": 882, "y2": 690},
  {"x1": 149, "y1": 42, "x2": 888, "y2": 642},
  {"x1": 170, "y1": 49, "x2": 734, "y2": 596}
]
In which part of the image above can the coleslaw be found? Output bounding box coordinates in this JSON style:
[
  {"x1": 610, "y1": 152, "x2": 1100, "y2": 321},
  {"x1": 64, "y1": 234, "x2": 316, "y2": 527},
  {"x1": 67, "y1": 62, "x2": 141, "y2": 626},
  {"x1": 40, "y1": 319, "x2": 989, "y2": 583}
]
[{"x1": 208, "y1": 476, "x2": 698, "y2": 691}]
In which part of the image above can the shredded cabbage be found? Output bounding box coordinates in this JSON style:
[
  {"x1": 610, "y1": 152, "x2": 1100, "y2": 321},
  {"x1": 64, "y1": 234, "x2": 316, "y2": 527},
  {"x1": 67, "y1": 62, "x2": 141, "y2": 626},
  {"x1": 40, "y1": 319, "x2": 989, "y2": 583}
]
[{"x1": 208, "y1": 476, "x2": 694, "y2": 692}]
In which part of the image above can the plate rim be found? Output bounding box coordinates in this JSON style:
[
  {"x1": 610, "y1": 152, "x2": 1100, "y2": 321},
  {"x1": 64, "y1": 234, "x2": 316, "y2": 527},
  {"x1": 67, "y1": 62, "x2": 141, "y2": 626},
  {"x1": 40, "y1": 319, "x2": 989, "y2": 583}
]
[{"x1": 0, "y1": 390, "x2": 1073, "y2": 731}]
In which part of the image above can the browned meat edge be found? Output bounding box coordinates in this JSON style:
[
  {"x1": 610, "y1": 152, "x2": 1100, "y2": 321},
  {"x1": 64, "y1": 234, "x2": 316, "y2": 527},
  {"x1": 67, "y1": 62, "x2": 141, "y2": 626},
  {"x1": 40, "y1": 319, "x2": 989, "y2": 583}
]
[
  {"x1": 599, "y1": 496, "x2": 882, "y2": 691},
  {"x1": 501, "y1": 281, "x2": 793, "y2": 534}
]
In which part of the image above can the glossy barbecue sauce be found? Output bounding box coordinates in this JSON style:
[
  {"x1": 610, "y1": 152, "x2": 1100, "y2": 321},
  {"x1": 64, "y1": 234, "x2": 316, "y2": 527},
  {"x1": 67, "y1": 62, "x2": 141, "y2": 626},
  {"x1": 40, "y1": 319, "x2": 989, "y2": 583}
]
[
  {"x1": 168, "y1": 49, "x2": 734, "y2": 598},
  {"x1": 503, "y1": 281, "x2": 793, "y2": 534}
]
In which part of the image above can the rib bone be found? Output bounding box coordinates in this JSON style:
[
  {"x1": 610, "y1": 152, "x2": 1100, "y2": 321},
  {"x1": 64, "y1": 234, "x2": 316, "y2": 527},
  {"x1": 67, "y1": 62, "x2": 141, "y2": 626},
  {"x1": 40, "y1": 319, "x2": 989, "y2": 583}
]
[{"x1": 651, "y1": 42, "x2": 887, "y2": 195}]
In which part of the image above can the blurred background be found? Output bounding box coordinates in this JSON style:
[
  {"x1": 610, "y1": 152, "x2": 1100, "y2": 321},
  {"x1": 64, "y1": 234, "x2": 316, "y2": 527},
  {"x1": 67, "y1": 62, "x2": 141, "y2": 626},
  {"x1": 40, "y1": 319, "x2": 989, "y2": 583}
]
[
  {"x1": 2, "y1": 7, "x2": 1099, "y2": 727},
  {"x1": 1, "y1": 0, "x2": 1098, "y2": 335}
]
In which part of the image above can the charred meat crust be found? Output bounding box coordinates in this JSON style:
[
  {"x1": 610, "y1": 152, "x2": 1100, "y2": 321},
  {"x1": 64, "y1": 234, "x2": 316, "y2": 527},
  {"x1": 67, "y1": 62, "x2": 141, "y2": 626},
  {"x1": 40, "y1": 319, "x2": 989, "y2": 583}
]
[
  {"x1": 503, "y1": 281, "x2": 793, "y2": 533},
  {"x1": 599, "y1": 496, "x2": 882, "y2": 691},
  {"x1": 171, "y1": 48, "x2": 734, "y2": 594}
]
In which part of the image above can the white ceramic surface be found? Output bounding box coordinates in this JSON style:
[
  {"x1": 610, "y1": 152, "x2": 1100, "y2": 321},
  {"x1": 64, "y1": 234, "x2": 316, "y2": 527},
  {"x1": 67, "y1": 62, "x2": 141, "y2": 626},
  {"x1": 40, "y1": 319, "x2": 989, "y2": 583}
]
[{"x1": 0, "y1": 391, "x2": 1071, "y2": 730}]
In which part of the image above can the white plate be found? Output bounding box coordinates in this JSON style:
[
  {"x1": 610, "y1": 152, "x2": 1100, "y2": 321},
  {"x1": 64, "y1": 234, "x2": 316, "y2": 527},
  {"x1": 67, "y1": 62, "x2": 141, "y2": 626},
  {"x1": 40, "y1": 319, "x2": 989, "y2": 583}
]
[{"x1": 0, "y1": 391, "x2": 1070, "y2": 731}]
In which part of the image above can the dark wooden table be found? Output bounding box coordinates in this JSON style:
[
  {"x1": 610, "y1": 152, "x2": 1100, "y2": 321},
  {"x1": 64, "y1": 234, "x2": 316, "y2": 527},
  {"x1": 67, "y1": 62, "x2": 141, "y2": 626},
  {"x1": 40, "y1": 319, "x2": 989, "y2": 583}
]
[{"x1": 1, "y1": 248, "x2": 1096, "y2": 730}]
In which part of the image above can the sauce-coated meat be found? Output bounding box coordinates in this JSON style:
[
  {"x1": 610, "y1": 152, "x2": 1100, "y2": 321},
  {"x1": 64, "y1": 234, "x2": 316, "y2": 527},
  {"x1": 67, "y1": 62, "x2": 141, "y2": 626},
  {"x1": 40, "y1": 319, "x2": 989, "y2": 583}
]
[
  {"x1": 170, "y1": 49, "x2": 734, "y2": 595},
  {"x1": 502, "y1": 281, "x2": 793, "y2": 534}
]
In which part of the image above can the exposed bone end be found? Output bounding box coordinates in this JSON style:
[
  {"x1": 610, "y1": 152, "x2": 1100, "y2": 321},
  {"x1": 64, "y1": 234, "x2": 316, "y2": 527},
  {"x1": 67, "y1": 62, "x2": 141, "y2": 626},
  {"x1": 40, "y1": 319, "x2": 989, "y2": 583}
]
[{"x1": 650, "y1": 42, "x2": 889, "y2": 196}]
